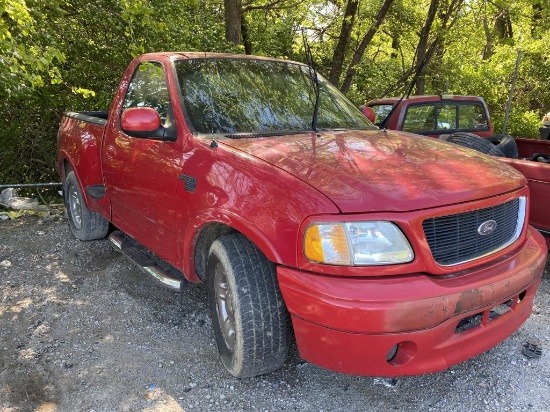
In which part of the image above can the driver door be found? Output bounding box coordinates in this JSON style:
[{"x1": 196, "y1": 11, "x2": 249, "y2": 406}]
[{"x1": 102, "y1": 60, "x2": 182, "y2": 263}]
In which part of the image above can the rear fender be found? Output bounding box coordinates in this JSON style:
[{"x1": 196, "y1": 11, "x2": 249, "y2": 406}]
[{"x1": 57, "y1": 115, "x2": 111, "y2": 219}]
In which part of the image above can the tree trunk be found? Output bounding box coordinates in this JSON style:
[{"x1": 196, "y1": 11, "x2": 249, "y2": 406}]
[
  {"x1": 532, "y1": 2, "x2": 543, "y2": 37},
  {"x1": 328, "y1": 0, "x2": 359, "y2": 85},
  {"x1": 379, "y1": 0, "x2": 463, "y2": 97},
  {"x1": 241, "y1": 16, "x2": 252, "y2": 54},
  {"x1": 494, "y1": 9, "x2": 513, "y2": 41},
  {"x1": 391, "y1": 35, "x2": 399, "y2": 59},
  {"x1": 414, "y1": 0, "x2": 439, "y2": 95},
  {"x1": 224, "y1": 0, "x2": 242, "y2": 45},
  {"x1": 340, "y1": 0, "x2": 395, "y2": 93},
  {"x1": 482, "y1": 14, "x2": 493, "y2": 60}
]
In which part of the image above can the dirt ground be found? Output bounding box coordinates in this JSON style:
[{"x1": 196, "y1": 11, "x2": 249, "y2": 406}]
[{"x1": 1, "y1": 214, "x2": 549, "y2": 412}]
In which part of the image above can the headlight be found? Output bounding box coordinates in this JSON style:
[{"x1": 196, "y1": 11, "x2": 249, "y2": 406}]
[{"x1": 304, "y1": 221, "x2": 414, "y2": 266}]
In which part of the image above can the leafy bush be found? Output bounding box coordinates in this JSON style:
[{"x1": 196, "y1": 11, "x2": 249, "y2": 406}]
[{"x1": 497, "y1": 110, "x2": 541, "y2": 139}]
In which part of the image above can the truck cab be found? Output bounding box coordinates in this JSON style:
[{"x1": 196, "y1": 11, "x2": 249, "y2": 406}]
[{"x1": 368, "y1": 95, "x2": 494, "y2": 138}]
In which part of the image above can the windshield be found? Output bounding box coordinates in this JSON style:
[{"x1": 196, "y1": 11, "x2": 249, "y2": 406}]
[{"x1": 174, "y1": 58, "x2": 372, "y2": 134}]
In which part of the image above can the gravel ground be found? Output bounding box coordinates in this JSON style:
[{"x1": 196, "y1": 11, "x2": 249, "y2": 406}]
[{"x1": 1, "y1": 214, "x2": 549, "y2": 412}]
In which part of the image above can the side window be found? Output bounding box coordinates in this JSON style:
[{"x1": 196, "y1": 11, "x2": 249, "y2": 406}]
[
  {"x1": 458, "y1": 104, "x2": 488, "y2": 130},
  {"x1": 403, "y1": 105, "x2": 436, "y2": 132},
  {"x1": 369, "y1": 104, "x2": 393, "y2": 126},
  {"x1": 121, "y1": 61, "x2": 170, "y2": 125}
]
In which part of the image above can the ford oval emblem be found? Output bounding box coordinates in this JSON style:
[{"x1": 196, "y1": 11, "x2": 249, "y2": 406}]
[{"x1": 477, "y1": 220, "x2": 497, "y2": 236}]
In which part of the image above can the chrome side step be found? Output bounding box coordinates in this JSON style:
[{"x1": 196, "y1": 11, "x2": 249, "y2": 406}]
[{"x1": 108, "y1": 230, "x2": 185, "y2": 292}]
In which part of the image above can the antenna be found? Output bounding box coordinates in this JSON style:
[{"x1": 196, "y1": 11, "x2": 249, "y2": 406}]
[{"x1": 302, "y1": 30, "x2": 320, "y2": 132}]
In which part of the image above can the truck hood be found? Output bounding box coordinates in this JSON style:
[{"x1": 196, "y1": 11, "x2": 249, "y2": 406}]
[{"x1": 221, "y1": 130, "x2": 525, "y2": 213}]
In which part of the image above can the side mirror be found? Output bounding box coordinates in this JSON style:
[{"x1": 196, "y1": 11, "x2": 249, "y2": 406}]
[{"x1": 121, "y1": 107, "x2": 162, "y2": 134}]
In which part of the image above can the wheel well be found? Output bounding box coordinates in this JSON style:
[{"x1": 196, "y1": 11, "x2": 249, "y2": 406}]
[
  {"x1": 62, "y1": 159, "x2": 73, "y2": 181},
  {"x1": 194, "y1": 223, "x2": 236, "y2": 281}
]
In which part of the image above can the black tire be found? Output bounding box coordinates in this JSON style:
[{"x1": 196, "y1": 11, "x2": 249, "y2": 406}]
[
  {"x1": 529, "y1": 153, "x2": 550, "y2": 163},
  {"x1": 442, "y1": 132, "x2": 505, "y2": 157},
  {"x1": 207, "y1": 233, "x2": 289, "y2": 378},
  {"x1": 487, "y1": 135, "x2": 518, "y2": 158},
  {"x1": 63, "y1": 171, "x2": 109, "y2": 241}
]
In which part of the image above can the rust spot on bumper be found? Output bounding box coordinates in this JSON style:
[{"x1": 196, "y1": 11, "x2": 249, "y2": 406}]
[{"x1": 454, "y1": 288, "x2": 484, "y2": 315}]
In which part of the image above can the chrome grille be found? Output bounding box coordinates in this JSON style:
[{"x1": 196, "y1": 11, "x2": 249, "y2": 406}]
[{"x1": 423, "y1": 198, "x2": 524, "y2": 266}]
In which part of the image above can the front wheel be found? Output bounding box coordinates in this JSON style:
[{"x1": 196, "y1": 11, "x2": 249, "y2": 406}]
[
  {"x1": 64, "y1": 171, "x2": 109, "y2": 241},
  {"x1": 207, "y1": 234, "x2": 289, "y2": 378}
]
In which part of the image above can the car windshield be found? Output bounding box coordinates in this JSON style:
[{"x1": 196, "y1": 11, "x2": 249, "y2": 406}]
[{"x1": 174, "y1": 58, "x2": 372, "y2": 135}]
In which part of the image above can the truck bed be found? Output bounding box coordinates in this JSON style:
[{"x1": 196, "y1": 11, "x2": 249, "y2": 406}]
[
  {"x1": 516, "y1": 137, "x2": 550, "y2": 158},
  {"x1": 57, "y1": 110, "x2": 110, "y2": 219},
  {"x1": 63, "y1": 111, "x2": 109, "y2": 123}
]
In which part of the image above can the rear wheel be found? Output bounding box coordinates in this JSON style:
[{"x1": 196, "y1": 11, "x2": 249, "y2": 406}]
[
  {"x1": 64, "y1": 171, "x2": 109, "y2": 241},
  {"x1": 207, "y1": 233, "x2": 289, "y2": 378}
]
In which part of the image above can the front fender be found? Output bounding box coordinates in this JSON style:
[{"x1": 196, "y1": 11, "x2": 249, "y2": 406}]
[
  {"x1": 174, "y1": 143, "x2": 340, "y2": 282},
  {"x1": 181, "y1": 210, "x2": 284, "y2": 282}
]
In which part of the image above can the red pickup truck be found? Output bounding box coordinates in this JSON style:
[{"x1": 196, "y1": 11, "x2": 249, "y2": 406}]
[
  {"x1": 367, "y1": 95, "x2": 550, "y2": 247},
  {"x1": 57, "y1": 53, "x2": 547, "y2": 378}
]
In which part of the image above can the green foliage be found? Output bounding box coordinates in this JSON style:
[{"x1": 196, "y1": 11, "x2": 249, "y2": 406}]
[
  {"x1": 243, "y1": 11, "x2": 297, "y2": 58},
  {"x1": 496, "y1": 110, "x2": 541, "y2": 139},
  {"x1": 0, "y1": 0, "x2": 66, "y2": 95},
  {"x1": 0, "y1": 86, "x2": 66, "y2": 185}
]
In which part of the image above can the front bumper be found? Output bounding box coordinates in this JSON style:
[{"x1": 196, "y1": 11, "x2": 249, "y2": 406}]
[{"x1": 278, "y1": 227, "x2": 547, "y2": 376}]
